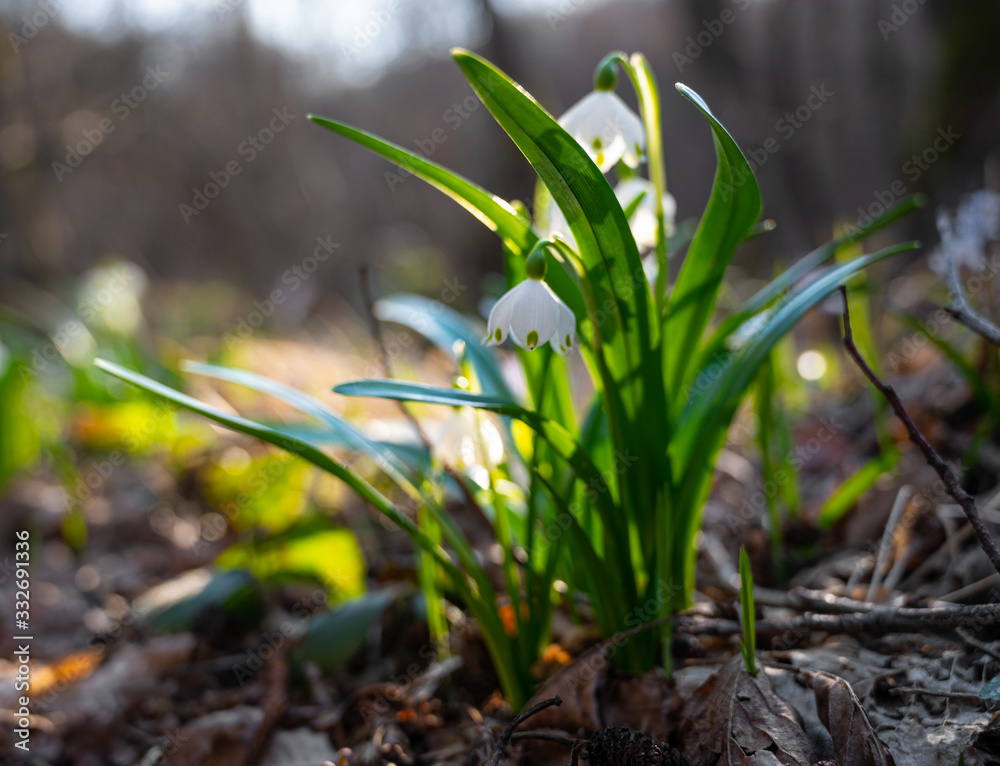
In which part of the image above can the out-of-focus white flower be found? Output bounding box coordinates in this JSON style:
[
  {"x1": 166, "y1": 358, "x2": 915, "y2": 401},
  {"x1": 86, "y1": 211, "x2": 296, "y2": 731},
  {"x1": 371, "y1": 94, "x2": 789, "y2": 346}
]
[
  {"x1": 929, "y1": 190, "x2": 1000, "y2": 277},
  {"x1": 78, "y1": 260, "x2": 149, "y2": 336},
  {"x1": 558, "y1": 91, "x2": 645, "y2": 172},
  {"x1": 433, "y1": 407, "x2": 504, "y2": 474},
  {"x1": 483, "y1": 278, "x2": 576, "y2": 354},
  {"x1": 613, "y1": 178, "x2": 677, "y2": 250}
]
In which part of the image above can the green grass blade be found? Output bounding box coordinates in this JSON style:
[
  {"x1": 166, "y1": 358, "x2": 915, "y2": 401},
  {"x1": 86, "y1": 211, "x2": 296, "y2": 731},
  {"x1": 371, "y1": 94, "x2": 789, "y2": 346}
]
[
  {"x1": 707, "y1": 195, "x2": 928, "y2": 354},
  {"x1": 334, "y1": 377, "x2": 631, "y2": 563},
  {"x1": 818, "y1": 448, "x2": 901, "y2": 529}
]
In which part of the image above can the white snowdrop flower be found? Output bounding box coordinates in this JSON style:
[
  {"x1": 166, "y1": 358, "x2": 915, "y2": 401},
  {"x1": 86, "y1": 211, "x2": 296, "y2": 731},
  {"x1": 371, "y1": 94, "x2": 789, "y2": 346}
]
[
  {"x1": 559, "y1": 90, "x2": 645, "y2": 173},
  {"x1": 484, "y1": 278, "x2": 576, "y2": 354},
  {"x1": 614, "y1": 178, "x2": 677, "y2": 250}
]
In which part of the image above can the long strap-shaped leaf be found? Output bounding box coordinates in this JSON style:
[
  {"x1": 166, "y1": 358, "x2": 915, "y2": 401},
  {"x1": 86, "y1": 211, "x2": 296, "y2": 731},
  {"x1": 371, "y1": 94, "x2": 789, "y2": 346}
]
[
  {"x1": 665, "y1": 84, "x2": 763, "y2": 400},
  {"x1": 308, "y1": 115, "x2": 535, "y2": 257},
  {"x1": 451, "y1": 48, "x2": 666, "y2": 531}
]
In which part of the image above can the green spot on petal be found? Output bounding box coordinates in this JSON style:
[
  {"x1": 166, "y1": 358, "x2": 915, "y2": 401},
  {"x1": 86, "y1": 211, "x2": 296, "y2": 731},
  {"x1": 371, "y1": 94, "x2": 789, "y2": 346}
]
[
  {"x1": 592, "y1": 137, "x2": 603, "y2": 150},
  {"x1": 595, "y1": 152, "x2": 605, "y2": 167},
  {"x1": 565, "y1": 334, "x2": 571, "y2": 347},
  {"x1": 526, "y1": 330, "x2": 539, "y2": 349},
  {"x1": 494, "y1": 327, "x2": 502, "y2": 342}
]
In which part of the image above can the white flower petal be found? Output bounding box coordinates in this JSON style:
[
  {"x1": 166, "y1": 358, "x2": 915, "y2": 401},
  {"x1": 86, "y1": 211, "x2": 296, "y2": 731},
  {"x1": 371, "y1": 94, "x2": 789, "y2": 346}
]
[
  {"x1": 484, "y1": 284, "x2": 520, "y2": 345},
  {"x1": 508, "y1": 281, "x2": 560, "y2": 350},
  {"x1": 552, "y1": 300, "x2": 576, "y2": 354}
]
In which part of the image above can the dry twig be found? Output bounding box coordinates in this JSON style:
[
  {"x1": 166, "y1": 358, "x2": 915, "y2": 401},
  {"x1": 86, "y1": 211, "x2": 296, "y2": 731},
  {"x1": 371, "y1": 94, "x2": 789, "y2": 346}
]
[
  {"x1": 676, "y1": 601, "x2": 1000, "y2": 638},
  {"x1": 839, "y1": 286, "x2": 1000, "y2": 576},
  {"x1": 938, "y1": 211, "x2": 1000, "y2": 347},
  {"x1": 486, "y1": 696, "x2": 563, "y2": 766}
]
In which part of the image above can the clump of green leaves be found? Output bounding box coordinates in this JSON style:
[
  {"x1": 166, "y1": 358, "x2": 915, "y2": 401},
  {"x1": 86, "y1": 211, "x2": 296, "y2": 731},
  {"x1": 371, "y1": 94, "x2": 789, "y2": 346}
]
[{"x1": 98, "y1": 49, "x2": 920, "y2": 708}]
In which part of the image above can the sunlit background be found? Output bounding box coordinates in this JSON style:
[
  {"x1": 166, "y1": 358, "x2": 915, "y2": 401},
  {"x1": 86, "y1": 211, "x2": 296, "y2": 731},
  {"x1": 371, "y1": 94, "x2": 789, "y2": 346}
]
[{"x1": 3, "y1": 0, "x2": 999, "y2": 312}]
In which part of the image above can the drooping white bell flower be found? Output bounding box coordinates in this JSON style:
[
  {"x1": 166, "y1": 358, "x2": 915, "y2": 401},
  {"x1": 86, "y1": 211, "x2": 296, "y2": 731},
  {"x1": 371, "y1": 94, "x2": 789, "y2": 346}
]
[
  {"x1": 559, "y1": 90, "x2": 645, "y2": 173},
  {"x1": 484, "y1": 279, "x2": 576, "y2": 354},
  {"x1": 483, "y1": 242, "x2": 576, "y2": 354},
  {"x1": 613, "y1": 178, "x2": 677, "y2": 251}
]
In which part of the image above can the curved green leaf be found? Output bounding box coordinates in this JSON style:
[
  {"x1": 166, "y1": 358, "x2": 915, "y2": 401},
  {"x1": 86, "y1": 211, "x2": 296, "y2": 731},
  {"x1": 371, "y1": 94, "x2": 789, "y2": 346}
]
[{"x1": 334, "y1": 377, "x2": 629, "y2": 553}]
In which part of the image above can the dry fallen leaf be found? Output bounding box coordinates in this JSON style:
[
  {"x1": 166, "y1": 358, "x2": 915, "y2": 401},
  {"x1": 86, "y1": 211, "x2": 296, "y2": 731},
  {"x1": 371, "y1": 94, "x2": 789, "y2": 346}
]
[
  {"x1": 808, "y1": 670, "x2": 896, "y2": 766},
  {"x1": 521, "y1": 643, "x2": 607, "y2": 734},
  {"x1": 678, "y1": 657, "x2": 815, "y2": 766}
]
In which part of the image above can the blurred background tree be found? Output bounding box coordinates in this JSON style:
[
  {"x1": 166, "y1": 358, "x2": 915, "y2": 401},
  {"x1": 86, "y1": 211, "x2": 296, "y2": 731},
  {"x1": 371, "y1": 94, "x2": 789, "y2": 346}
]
[{"x1": 1, "y1": 0, "x2": 998, "y2": 324}]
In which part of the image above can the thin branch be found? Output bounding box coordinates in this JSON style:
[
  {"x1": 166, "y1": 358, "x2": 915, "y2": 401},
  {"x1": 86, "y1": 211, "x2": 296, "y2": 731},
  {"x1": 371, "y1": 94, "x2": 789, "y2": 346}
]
[
  {"x1": 486, "y1": 696, "x2": 562, "y2": 766},
  {"x1": 939, "y1": 212, "x2": 1000, "y2": 347},
  {"x1": 676, "y1": 601, "x2": 1000, "y2": 639},
  {"x1": 839, "y1": 286, "x2": 1000, "y2": 576},
  {"x1": 945, "y1": 305, "x2": 1000, "y2": 347}
]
